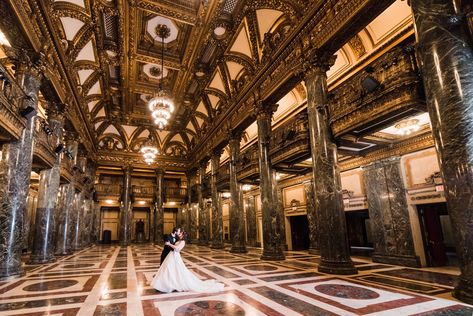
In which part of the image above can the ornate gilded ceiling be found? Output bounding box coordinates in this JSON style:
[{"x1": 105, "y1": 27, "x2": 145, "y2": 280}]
[
  {"x1": 1, "y1": 0, "x2": 422, "y2": 172},
  {"x1": 35, "y1": 0, "x2": 305, "y2": 167}
]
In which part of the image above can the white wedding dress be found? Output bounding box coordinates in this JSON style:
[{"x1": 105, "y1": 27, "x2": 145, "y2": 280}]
[{"x1": 150, "y1": 241, "x2": 224, "y2": 293}]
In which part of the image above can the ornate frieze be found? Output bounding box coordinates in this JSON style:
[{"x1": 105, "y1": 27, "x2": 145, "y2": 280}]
[{"x1": 340, "y1": 133, "x2": 434, "y2": 171}]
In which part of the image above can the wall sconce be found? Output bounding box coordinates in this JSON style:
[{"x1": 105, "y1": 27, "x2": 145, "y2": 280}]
[
  {"x1": 42, "y1": 123, "x2": 53, "y2": 135},
  {"x1": 20, "y1": 104, "x2": 37, "y2": 119},
  {"x1": 55, "y1": 143, "x2": 65, "y2": 154}
]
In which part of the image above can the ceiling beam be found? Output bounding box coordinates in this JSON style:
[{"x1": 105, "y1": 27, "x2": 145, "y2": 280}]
[
  {"x1": 134, "y1": 53, "x2": 182, "y2": 70},
  {"x1": 134, "y1": 0, "x2": 197, "y2": 26}
]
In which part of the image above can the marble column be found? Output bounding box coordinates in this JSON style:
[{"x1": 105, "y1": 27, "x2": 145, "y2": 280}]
[
  {"x1": 81, "y1": 198, "x2": 92, "y2": 247},
  {"x1": 272, "y1": 174, "x2": 287, "y2": 250},
  {"x1": 72, "y1": 191, "x2": 84, "y2": 251},
  {"x1": 29, "y1": 104, "x2": 64, "y2": 264},
  {"x1": 55, "y1": 183, "x2": 75, "y2": 255},
  {"x1": 245, "y1": 195, "x2": 257, "y2": 247},
  {"x1": 363, "y1": 158, "x2": 420, "y2": 267},
  {"x1": 119, "y1": 165, "x2": 132, "y2": 246},
  {"x1": 229, "y1": 135, "x2": 247, "y2": 253},
  {"x1": 304, "y1": 181, "x2": 320, "y2": 254},
  {"x1": 0, "y1": 61, "x2": 41, "y2": 279},
  {"x1": 150, "y1": 204, "x2": 156, "y2": 243},
  {"x1": 305, "y1": 55, "x2": 357, "y2": 275},
  {"x1": 189, "y1": 204, "x2": 198, "y2": 243},
  {"x1": 92, "y1": 203, "x2": 101, "y2": 244},
  {"x1": 198, "y1": 161, "x2": 209, "y2": 246},
  {"x1": 187, "y1": 172, "x2": 198, "y2": 243},
  {"x1": 256, "y1": 103, "x2": 285, "y2": 260},
  {"x1": 411, "y1": 0, "x2": 473, "y2": 303},
  {"x1": 178, "y1": 206, "x2": 187, "y2": 230},
  {"x1": 154, "y1": 169, "x2": 164, "y2": 242},
  {"x1": 210, "y1": 151, "x2": 224, "y2": 249}
]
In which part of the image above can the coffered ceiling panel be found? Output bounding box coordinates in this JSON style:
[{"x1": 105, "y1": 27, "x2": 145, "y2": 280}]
[{"x1": 24, "y1": 0, "x2": 413, "y2": 170}]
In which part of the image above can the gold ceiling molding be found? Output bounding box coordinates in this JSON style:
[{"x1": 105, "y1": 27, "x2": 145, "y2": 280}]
[
  {"x1": 340, "y1": 133, "x2": 434, "y2": 171},
  {"x1": 134, "y1": 0, "x2": 198, "y2": 26}
]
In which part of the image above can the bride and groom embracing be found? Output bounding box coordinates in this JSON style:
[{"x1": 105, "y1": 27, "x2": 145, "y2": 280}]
[{"x1": 150, "y1": 227, "x2": 224, "y2": 293}]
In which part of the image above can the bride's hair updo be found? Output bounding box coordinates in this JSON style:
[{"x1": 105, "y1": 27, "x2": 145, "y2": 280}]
[{"x1": 179, "y1": 230, "x2": 188, "y2": 241}]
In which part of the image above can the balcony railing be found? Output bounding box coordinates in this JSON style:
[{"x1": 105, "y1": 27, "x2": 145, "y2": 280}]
[
  {"x1": 95, "y1": 183, "x2": 121, "y2": 196},
  {"x1": 60, "y1": 155, "x2": 74, "y2": 182},
  {"x1": 94, "y1": 183, "x2": 188, "y2": 201},
  {"x1": 33, "y1": 117, "x2": 57, "y2": 169},
  {"x1": 132, "y1": 185, "x2": 155, "y2": 197},
  {"x1": 164, "y1": 187, "x2": 187, "y2": 199},
  {"x1": 0, "y1": 63, "x2": 27, "y2": 141},
  {"x1": 237, "y1": 143, "x2": 259, "y2": 181}
]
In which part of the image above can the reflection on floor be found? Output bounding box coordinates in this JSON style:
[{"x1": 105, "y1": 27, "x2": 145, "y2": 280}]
[{"x1": 1, "y1": 244, "x2": 472, "y2": 315}]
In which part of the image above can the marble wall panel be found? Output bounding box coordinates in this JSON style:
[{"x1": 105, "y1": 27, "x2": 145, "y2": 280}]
[{"x1": 363, "y1": 157, "x2": 420, "y2": 267}]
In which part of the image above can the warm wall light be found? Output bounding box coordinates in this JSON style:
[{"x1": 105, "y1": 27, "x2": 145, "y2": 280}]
[
  {"x1": 222, "y1": 192, "x2": 231, "y2": 198},
  {"x1": 0, "y1": 30, "x2": 11, "y2": 47},
  {"x1": 242, "y1": 184, "x2": 252, "y2": 191},
  {"x1": 105, "y1": 199, "x2": 114, "y2": 204},
  {"x1": 168, "y1": 201, "x2": 176, "y2": 206},
  {"x1": 395, "y1": 119, "x2": 420, "y2": 136},
  {"x1": 138, "y1": 201, "x2": 146, "y2": 205}
]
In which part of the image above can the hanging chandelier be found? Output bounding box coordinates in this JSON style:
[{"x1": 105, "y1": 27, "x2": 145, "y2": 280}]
[
  {"x1": 148, "y1": 24, "x2": 174, "y2": 130},
  {"x1": 140, "y1": 135, "x2": 158, "y2": 165},
  {"x1": 395, "y1": 119, "x2": 420, "y2": 136}
]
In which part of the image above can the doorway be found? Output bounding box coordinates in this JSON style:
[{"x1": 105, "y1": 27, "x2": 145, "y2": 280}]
[
  {"x1": 345, "y1": 210, "x2": 373, "y2": 256},
  {"x1": 132, "y1": 207, "x2": 149, "y2": 242},
  {"x1": 417, "y1": 203, "x2": 457, "y2": 266},
  {"x1": 289, "y1": 215, "x2": 310, "y2": 250}
]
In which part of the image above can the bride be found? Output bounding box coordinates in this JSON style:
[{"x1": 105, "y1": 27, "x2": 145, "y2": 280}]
[{"x1": 150, "y1": 230, "x2": 224, "y2": 293}]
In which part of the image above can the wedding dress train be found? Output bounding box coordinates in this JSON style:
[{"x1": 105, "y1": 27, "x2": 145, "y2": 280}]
[{"x1": 150, "y1": 241, "x2": 224, "y2": 293}]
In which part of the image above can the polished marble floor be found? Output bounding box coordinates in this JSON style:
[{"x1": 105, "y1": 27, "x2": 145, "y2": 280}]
[{"x1": 0, "y1": 244, "x2": 472, "y2": 315}]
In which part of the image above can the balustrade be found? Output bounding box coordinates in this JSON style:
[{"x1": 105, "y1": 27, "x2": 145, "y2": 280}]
[
  {"x1": 32, "y1": 116, "x2": 58, "y2": 169},
  {"x1": 0, "y1": 63, "x2": 28, "y2": 141},
  {"x1": 164, "y1": 187, "x2": 188, "y2": 199}
]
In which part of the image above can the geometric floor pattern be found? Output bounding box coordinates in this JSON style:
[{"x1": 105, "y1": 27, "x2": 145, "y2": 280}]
[{"x1": 1, "y1": 244, "x2": 472, "y2": 315}]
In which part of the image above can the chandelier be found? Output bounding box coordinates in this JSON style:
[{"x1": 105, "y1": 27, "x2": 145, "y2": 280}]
[
  {"x1": 395, "y1": 119, "x2": 420, "y2": 136},
  {"x1": 140, "y1": 135, "x2": 158, "y2": 165},
  {"x1": 148, "y1": 24, "x2": 174, "y2": 130}
]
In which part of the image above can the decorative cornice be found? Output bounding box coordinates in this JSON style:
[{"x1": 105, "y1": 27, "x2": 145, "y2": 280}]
[{"x1": 340, "y1": 132, "x2": 435, "y2": 171}]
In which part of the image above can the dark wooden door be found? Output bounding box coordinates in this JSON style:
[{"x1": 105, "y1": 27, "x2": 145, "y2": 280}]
[
  {"x1": 417, "y1": 203, "x2": 448, "y2": 266},
  {"x1": 290, "y1": 215, "x2": 310, "y2": 250}
]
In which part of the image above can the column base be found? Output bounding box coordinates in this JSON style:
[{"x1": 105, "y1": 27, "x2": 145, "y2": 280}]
[
  {"x1": 230, "y1": 246, "x2": 247, "y2": 253},
  {"x1": 372, "y1": 253, "x2": 421, "y2": 268},
  {"x1": 318, "y1": 259, "x2": 357, "y2": 275},
  {"x1": 452, "y1": 277, "x2": 473, "y2": 305},
  {"x1": 210, "y1": 243, "x2": 225, "y2": 249},
  {"x1": 308, "y1": 248, "x2": 320, "y2": 255},
  {"x1": 247, "y1": 241, "x2": 257, "y2": 247},
  {"x1": 55, "y1": 250, "x2": 73, "y2": 256},
  {"x1": 198, "y1": 241, "x2": 209, "y2": 246},
  {"x1": 0, "y1": 269, "x2": 25, "y2": 281},
  {"x1": 28, "y1": 255, "x2": 56, "y2": 265},
  {"x1": 261, "y1": 249, "x2": 285, "y2": 261}
]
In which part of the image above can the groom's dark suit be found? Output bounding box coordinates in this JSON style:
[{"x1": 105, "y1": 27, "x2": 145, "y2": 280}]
[{"x1": 160, "y1": 234, "x2": 177, "y2": 265}]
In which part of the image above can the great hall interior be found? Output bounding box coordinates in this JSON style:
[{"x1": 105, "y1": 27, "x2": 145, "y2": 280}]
[{"x1": 0, "y1": 0, "x2": 473, "y2": 315}]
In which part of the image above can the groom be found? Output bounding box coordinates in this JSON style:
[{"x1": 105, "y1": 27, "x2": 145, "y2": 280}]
[{"x1": 160, "y1": 227, "x2": 181, "y2": 265}]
